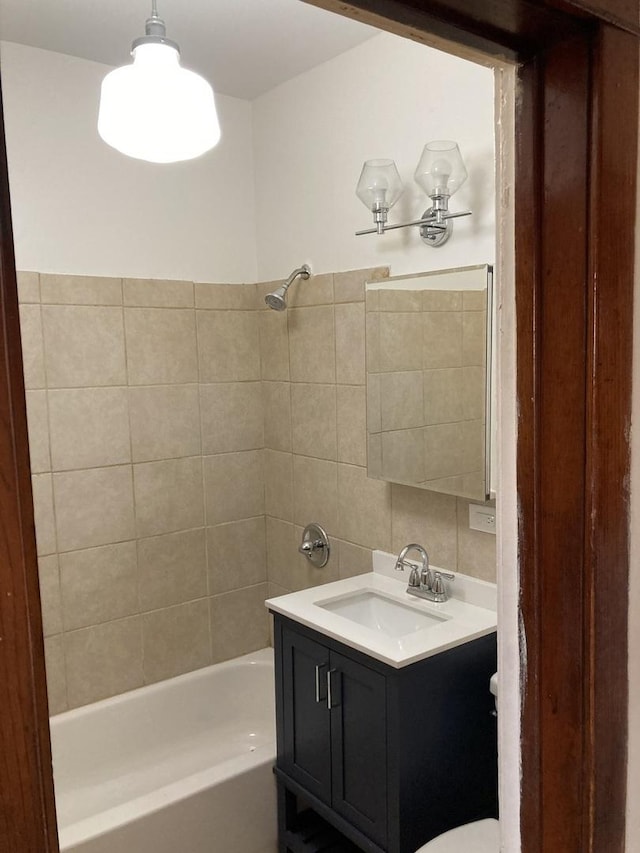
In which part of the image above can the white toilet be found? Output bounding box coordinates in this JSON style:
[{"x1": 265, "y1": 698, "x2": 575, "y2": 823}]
[
  {"x1": 415, "y1": 674, "x2": 499, "y2": 852},
  {"x1": 415, "y1": 818, "x2": 499, "y2": 852}
]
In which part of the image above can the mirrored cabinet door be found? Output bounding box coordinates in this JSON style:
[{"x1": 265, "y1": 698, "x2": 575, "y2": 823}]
[{"x1": 365, "y1": 264, "x2": 493, "y2": 502}]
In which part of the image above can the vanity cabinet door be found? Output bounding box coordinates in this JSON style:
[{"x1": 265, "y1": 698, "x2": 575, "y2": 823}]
[
  {"x1": 329, "y1": 651, "x2": 388, "y2": 848},
  {"x1": 280, "y1": 625, "x2": 332, "y2": 803}
]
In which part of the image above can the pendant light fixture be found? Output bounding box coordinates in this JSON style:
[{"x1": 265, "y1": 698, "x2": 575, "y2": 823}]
[{"x1": 98, "y1": 1, "x2": 221, "y2": 164}]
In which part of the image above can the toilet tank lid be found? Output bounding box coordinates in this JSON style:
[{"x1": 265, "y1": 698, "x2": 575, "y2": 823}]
[{"x1": 489, "y1": 672, "x2": 498, "y2": 697}]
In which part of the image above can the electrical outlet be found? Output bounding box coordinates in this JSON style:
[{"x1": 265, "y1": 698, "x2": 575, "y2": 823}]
[{"x1": 469, "y1": 503, "x2": 497, "y2": 535}]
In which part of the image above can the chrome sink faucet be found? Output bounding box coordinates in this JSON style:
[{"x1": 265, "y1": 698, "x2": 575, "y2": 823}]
[
  {"x1": 395, "y1": 543, "x2": 455, "y2": 603},
  {"x1": 395, "y1": 543, "x2": 431, "y2": 589}
]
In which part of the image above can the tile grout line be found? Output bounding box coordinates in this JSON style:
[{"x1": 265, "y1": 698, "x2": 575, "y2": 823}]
[{"x1": 194, "y1": 290, "x2": 216, "y2": 667}]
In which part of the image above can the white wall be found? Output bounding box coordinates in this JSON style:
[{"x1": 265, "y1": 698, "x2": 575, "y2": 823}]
[
  {"x1": 0, "y1": 41, "x2": 258, "y2": 282},
  {"x1": 252, "y1": 31, "x2": 495, "y2": 280}
]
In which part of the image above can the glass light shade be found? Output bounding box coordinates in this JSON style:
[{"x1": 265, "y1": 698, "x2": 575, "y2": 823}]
[
  {"x1": 98, "y1": 43, "x2": 221, "y2": 164},
  {"x1": 356, "y1": 159, "x2": 404, "y2": 211},
  {"x1": 414, "y1": 141, "x2": 468, "y2": 197}
]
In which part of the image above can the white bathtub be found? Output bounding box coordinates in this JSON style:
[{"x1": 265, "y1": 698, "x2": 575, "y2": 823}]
[{"x1": 50, "y1": 648, "x2": 278, "y2": 853}]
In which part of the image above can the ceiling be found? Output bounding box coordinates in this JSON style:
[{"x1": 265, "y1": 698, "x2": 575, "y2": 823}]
[{"x1": 0, "y1": 0, "x2": 379, "y2": 100}]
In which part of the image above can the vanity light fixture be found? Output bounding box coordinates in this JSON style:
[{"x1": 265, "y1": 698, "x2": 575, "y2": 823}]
[
  {"x1": 355, "y1": 141, "x2": 471, "y2": 247},
  {"x1": 98, "y1": 1, "x2": 220, "y2": 163}
]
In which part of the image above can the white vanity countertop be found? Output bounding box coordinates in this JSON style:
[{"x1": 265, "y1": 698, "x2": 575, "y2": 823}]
[{"x1": 265, "y1": 565, "x2": 497, "y2": 668}]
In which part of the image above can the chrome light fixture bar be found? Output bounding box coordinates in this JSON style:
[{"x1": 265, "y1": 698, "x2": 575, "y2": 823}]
[{"x1": 355, "y1": 141, "x2": 471, "y2": 247}]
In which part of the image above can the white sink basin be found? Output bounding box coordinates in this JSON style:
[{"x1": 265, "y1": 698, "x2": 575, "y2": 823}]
[
  {"x1": 317, "y1": 589, "x2": 447, "y2": 638},
  {"x1": 265, "y1": 571, "x2": 497, "y2": 668}
]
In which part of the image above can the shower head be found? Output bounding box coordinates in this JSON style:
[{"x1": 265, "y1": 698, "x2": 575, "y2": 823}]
[{"x1": 265, "y1": 264, "x2": 311, "y2": 310}]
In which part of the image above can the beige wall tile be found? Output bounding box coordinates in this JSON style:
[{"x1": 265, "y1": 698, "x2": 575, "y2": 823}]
[
  {"x1": 378, "y1": 289, "x2": 422, "y2": 312},
  {"x1": 200, "y1": 382, "x2": 263, "y2": 454},
  {"x1": 196, "y1": 282, "x2": 258, "y2": 310},
  {"x1": 19, "y1": 305, "x2": 46, "y2": 389},
  {"x1": 207, "y1": 517, "x2": 266, "y2": 594},
  {"x1": 32, "y1": 473, "x2": 57, "y2": 556},
  {"x1": 134, "y1": 457, "x2": 204, "y2": 537},
  {"x1": 65, "y1": 617, "x2": 143, "y2": 707},
  {"x1": 286, "y1": 273, "x2": 333, "y2": 308},
  {"x1": 129, "y1": 384, "x2": 201, "y2": 462},
  {"x1": 291, "y1": 383, "x2": 337, "y2": 460},
  {"x1": 48, "y1": 387, "x2": 130, "y2": 471},
  {"x1": 210, "y1": 584, "x2": 270, "y2": 663},
  {"x1": 42, "y1": 305, "x2": 126, "y2": 388},
  {"x1": 204, "y1": 450, "x2": 264, "y2": 525},
  {"x1": 463, "y1": 290, "x2": 487, "y2": 311},
  {"x1": 143, "y1": 599, "x2": 211, "y2": 683},
  {"x1": 40, "y1": 275, "x2": 122, "y2": 305},
  {"x1": 264, "y1": 450, "x2": 293, "y2": 520},
  {"x1": 367, "y1": 374, "x2": 382, "y2": 433},
  {"x1": 379, "y1": 313, "x2": 422, "y2": 372},
  {"x1": 258, "y1": 310, "x2": 290, "y2": 381},
  {"x1": 380, "y1": 371, "x2": 424, "y2": 430},
  {"x1": 124, "y1": 278, "x2": 193, "y2": 308},
  {"x1": 138, "y1": 528, "x2": 207, "y2": 610},
  {"x1": 335, "y1": 302, "x2": 366, "y2": 385},
  {"x1": 424, "y1": 423, "x2": 467, "y2": 480},
  {"x1": 267, "y1": 581, "x2": 290, "y2": 598},
  {"x1": 423, "y1": 368, "x2": 466, "y2": 425},
  {"x1": 391, "y1": 484, "x2": 458, "y2": 570},
  {"x1": 263, "y1": 381, "x2": 292, "y2": 451},
  {"x1": 334, "y1": 267, "x2": 388, "y2": 303},
  {"x1": 424, "y1": 421, "x2": 484, "y2": 480},
  {"x1": 337, "y1": 539, "x2": 372, "y2": 579},
  {"x1": 44, "y1": 635, "x2": 67, "y2": 715},
  {"x1": 125, "y1": 308, "x2": 197, "y2": 385},
  {"x1": 381, "y1": 429, "x2": 425, "y2": 484},
  {"x1": 422, "y1": 291, "x2": 463, "y2": 311},
  {"x1": 337, "y1": 385, "x2": 366, "y2": 467},
  {"x1": 462, "y1": 310, "x2": 487, "y2": 366},
  {"x1": 17, "y1": 271, "x2": 39, "y2": 303},
  {"x1": 463, "y1": 366, "x2": 486, "y2": 421},
  {"x1": 336, "y1": 463, "x2": 391, "y2": 551},
  {"x1": 365, "y1": 290, "x2": 379, "y2": 313},
  {"x1": 456, "y1": 498, "x2": 496, "y2": 581},
  {"x1": 38, "y1": 555, "x2": 62, "y2": 636},
  {"x1": 197, "y1": 310, "x2": 260, "y2": 382},
  {"x1": 53, "y1": 465, "x2": 135, "y2": 552},
  {"x1": 366, "y1": 312, "x2": 380, "y2": 373},
  {"x1": 288, "y1": 307, "x2": 335, "y2": 384},
  {"x1": 367, "y1": 433, "x2": 383, "y2": 480},
  {"x1": 59, "y1": 541, "x2": 138, "y2": 631},
  {"x1": 266, "y1": 517, "x2": 297, "y2": 589},
  {"x1": 292, "y1": 455, "x2": 337, "y2": 532},
  {"x1": 25, "y1": 390, "x2": 50, "y2": 473},
  {"x1": 423, "y1": 311, "x2": 463, "y2": 370}
]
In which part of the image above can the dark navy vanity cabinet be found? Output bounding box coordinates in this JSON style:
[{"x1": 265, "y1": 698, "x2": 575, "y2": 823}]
[{"x1": 273, "y1": 615, "x2": 497, "y2": 853}]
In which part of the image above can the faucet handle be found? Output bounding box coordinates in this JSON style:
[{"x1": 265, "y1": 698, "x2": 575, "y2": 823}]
[{"x1": 431, "y1": 570, "x2": 455, "y2": 598}]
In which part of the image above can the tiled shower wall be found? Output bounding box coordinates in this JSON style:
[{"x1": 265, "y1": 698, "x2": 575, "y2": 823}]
[
  {"x1": 19, "y1": 266, "x2": 495, "y2": 714},
  {"x1": 19, "y1": 271, "x2": 269, "y2": 713},
  {"x1": 257, "y1": 267, "x2": 496, "y2": 596}
]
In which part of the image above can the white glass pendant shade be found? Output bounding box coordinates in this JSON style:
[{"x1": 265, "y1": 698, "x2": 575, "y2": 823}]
[
  {"x1": 414, "y1": 141, "x2": 468, "y2": 197},
  {"x1": 98, "y1": 43, "x2": 220, "y2": 164},
  {"x1": 356, "y1": 159, "x2": 404, "y2": 211}
]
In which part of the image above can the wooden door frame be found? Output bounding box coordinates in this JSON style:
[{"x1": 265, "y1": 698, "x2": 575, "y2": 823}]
[{"x1": 0, "y1": 1, "x2": 637, "y2": 851}]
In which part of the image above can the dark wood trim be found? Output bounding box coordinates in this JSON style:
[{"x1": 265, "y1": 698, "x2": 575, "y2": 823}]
[
  {"x1": 0, "y1": 84, "x2": 59, "y2": 851},
  {"x1": 518, "y1": 34, "x2": 592, "y2": 850},
  {"x1": 585, "y1": 25, "x2": 637, "y2": 850}
]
